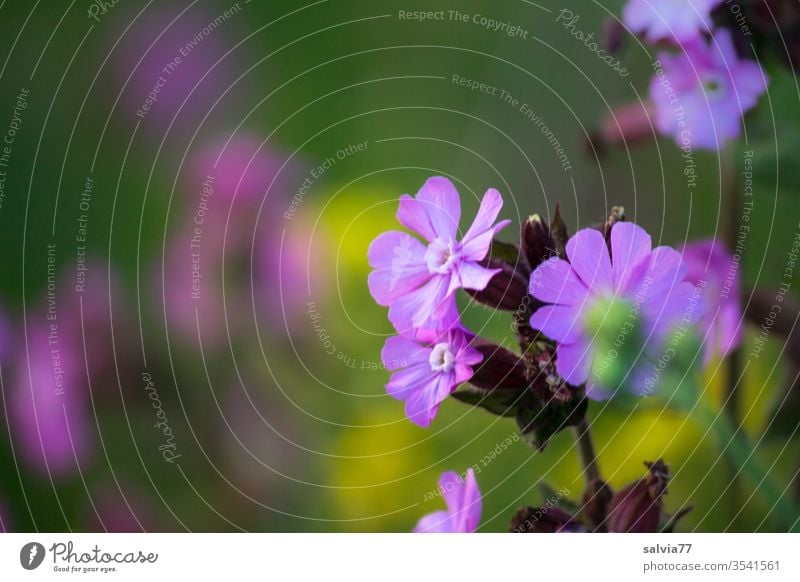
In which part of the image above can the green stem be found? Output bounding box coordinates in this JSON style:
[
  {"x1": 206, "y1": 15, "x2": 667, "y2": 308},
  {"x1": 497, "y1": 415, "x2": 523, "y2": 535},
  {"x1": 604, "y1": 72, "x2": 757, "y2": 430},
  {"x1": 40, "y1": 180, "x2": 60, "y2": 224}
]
[
  {"x1": 695, "y1": 402, "x2": 799, "y2": 532},
  {"x1": 572, "y1": 418, "x2": 601, "y2": 485}
]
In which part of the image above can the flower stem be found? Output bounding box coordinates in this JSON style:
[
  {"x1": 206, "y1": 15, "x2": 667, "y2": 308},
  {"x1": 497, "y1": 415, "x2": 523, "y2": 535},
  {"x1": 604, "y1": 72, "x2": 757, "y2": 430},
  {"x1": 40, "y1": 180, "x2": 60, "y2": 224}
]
[
  {"x1": 572, "y1": 418, "x2": 601, "y2": 484},
  {"x1": 722, "y1": 142, "x2": 742, "y2": 424},
  {"x1": 696, "y1": 402, "x2": 800, "y2": 532}
]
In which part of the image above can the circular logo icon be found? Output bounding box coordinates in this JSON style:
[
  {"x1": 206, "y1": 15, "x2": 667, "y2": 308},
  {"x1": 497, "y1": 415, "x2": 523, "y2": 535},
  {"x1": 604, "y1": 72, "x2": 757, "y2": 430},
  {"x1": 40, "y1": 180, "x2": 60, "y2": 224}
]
[{"x1": 19, "y1": 542, "x2": 46, "y2": 570}]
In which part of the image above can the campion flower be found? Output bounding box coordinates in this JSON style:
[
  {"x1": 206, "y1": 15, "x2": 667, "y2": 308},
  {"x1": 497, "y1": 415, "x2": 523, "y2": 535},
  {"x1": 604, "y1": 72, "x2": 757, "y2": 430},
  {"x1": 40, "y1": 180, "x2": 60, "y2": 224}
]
[
  {"x1": 528, "y1": 222, "x2": 701, "y2": 398},
  {"x1": 650, "y1": 30, "x2": 768, "y2": 151},
  {"x1": 381, "y1": 328, "x2": 482, "y2": 427},
  {"x1": 623, "y1": 0, "x2": 722, "y2": 43},
  {"x1": 414, "y1": 469, "x2": 482, "y2": 533},
  {"x1": 681, "y1": 238, "x2": 742, "y2": 364},
  {"x1": 368, "y1": 177, "x2": 511, "y2": 334}
]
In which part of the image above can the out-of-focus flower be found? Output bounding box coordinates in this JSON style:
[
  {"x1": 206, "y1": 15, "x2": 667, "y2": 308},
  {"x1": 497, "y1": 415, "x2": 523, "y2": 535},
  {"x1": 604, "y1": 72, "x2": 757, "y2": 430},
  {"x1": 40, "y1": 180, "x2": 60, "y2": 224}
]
[
  {"x1": 415, "y1": 469, "x2": 481, "y2": 533},
  {"x1": 529, "y1": 222, "x2": 701, "y2": 397},
  {"x1": 163, "y1": 135, "x2": 314, "y2": 347},
  {"x1": 368, "y1": 176, "x2": 511, "y2": 335},
  {"x1": 9, "y1": 321, "x2": 93, "y2": 476},
  {"x1": 681, "y1": 239, "x2": 742, "y2": 364},
  {"x1": 382, "y1": 328, "x2": 482, "y2": 427},
  {"x1": 623, "y1": 0, "x2": 722, "y2": 43},
  {"x1": 650, "y1": 30, "x2": 767, "y2": 151},
  {"x1": 607, "y1": 460, "x2": 671, "y2": 532},
  {"x1": 113, "y1": 5, "x2": 235, "y2": 132},
  {"x1": 8, "y1": 261, "x2": 129, "y2": 476}
]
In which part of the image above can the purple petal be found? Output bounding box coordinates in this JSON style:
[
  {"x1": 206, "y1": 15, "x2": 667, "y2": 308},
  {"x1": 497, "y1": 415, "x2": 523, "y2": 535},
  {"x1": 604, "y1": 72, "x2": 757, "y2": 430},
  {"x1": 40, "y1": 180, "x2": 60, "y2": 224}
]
[
  {"x1": 610, "y1": 222, "x2": 652, "y2": 292},
  {"x1": 642, "y1": 281, "x2": 703, "y2": 338},
  {"x1": 529, "y1": 257, "x2": 589, "y2": 306},
  {"x1": 566, "y1": 228, "x2": 613, "y2": 293},
  {"x1": 404, "y1": 374, "x2": 450, "y2": 427},
  {"x1": 530, "y1": 304, "x2": 585, "y2": 345},
  {"x1": 459, "y1": 188, "x2": 511, "y2": 260},
  {"x1": 452, "y1": 261, "x2": 499, "y2": 293},
  {"x1": 445, "y1": 468, "x2": 481, "y2": 533},
  {"x1": 555, "y1": 340, "x2": 592, "y2": 387},
  {"x1": 388, "y1": 276, "x2": 454, "y2": 334},
  {"x1": 381, "y1": 335, "x2": 428, "y2": 371},
  {"x1": 413, "y1": 176, "x2": 461, "y2": 241},
  {"x1": 367, "y1": 231, "x2": 429, "y2": 305},
  {"x1": 414, "y1": 510, "x2": 453, "y2": 533},
  {"x1": 386, "y1": 363, "x2": 435, "y2": 401}
]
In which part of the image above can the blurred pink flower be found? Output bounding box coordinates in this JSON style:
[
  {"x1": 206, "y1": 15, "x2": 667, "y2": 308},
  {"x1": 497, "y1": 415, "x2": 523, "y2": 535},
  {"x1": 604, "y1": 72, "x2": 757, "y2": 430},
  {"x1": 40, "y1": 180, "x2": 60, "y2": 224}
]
[
  {"x1": 113, "y1": 5, "x2": 236, "y2": 131},
  {"x1": 681, "y1": 238, "x2": 742, "y2": 364},
  {"x1": 161, "y1": 135, "x2": 317, "y2": 348},
  {"x1": 10, "y1": 320, "x2": 93, "y2": 476},
  {"x1": 623, "y1": 0, "x2": 722, "y2": 43},
  {"x1": 650, "y1": 30, "x2": 767, "y2": 151}
]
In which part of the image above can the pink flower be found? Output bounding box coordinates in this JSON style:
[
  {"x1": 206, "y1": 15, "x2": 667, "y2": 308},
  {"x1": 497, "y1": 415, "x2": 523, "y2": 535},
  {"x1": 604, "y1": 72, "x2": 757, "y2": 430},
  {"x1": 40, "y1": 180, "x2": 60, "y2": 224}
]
[
  {"x1": 415, "y1": 469, "x2": 482, "y2": 533},
  {"x1": 368, "y1": 177, "x2": 510, "y2": 335},
  {"x1": 623, "y1": 0, "x2": 722, "y2": 43},
  {"x1": 382, "y1": 328, "x2": 482, "y2": 427},
  {"x1": 529, "y1": 223, "x2": 701, "y2": 397},
  {"x1": 650, "y1": 30, "x2": 768, "y2": 151},
  {"x1": 681, "y1": 238, "x2": 742, "y2": 364}
]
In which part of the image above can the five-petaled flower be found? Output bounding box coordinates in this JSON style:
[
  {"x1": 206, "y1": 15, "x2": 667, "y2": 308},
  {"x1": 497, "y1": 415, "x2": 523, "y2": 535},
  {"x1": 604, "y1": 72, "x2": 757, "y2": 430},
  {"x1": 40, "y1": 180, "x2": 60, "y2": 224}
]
[
  {"x1": 650, "y1": 29, "x2": 768, "y2": 151},
  {"x1": 382, "y1": 328, "x2": 482, "y2": 427},
  {"x1": 368, "y1": 176, "x2": 510, "y2": 335},
  {"x1": 415, "y1": 469, "x2": 482, "y2": 533},
  {"x1": 623, "y1": 0, "x2": 723, "y2": 44},
  {"x1": 528, "y1": 222, "x2": 702, "y2": 398}
]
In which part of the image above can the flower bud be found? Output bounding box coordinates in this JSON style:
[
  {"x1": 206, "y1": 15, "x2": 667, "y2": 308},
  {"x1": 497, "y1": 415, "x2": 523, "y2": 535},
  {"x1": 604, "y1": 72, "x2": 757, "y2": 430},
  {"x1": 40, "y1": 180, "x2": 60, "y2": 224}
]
[
  {"x1": 603, "y1": 18, "x2": 626, "y2": 54},
  {"x1": 521, "y1": 214, "x2": 556, "y2": 270},
  {"x1": 468, "y1": 342, "x2": 529, "y2": 391},
  {"x1": 509, "y1": 505, "x2": 582, "y2": 533},
  {"x1": 466, "y1": 259, "x2": 529, "y2": 311},
  {"x1": 587, "y1": 101, "x2": 655, "y2": 154},
  {"x1": 607, "y1": 460, "x2": 670, "y2": 532}
]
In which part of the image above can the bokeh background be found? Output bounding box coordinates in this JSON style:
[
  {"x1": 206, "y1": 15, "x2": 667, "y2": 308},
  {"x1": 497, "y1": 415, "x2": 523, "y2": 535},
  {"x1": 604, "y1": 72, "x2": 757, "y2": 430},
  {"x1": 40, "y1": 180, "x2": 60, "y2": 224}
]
[{"x1": 0, "y1": 0, "x2": 797, "y2": 532}]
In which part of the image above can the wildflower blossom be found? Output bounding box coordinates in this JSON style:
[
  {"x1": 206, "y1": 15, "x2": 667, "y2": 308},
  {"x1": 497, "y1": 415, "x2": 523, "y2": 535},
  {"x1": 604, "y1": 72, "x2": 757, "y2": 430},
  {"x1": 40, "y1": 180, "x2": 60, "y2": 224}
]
[
  {"x1": 382, "y1": 328, "x2": 482, "y2": 427},
  {"x1": 529, "y1": 222, "x2": 701, "y2": 397},
  {"x1": 650, "y1": 30, "x2": 767, "y2": 151},
  {"x1": 623, "y1": 0, "x2": 722, "y2": 44},
  {"x1": 415, "y1": 469, "x2": 482, "y2": 533},
  {"x1": 681, "y1": 238, "x2": 742, "y2": 364},
  {"x1": 368, "y1": 177, "x2": 510, "y2": 334}
]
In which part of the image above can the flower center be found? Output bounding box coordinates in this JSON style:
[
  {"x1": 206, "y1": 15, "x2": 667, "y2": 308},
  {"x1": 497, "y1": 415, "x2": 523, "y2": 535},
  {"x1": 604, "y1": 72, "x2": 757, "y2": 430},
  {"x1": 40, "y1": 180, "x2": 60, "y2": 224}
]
[
  {"x1": 425, "y1": 237, "x2": 460, "y2": 274},
  {"x1": 429, "y1": 342, "x2": 456, "y2": 373},
  {"x1": 701, "y1": 75, "x2": 725, "y2": 100}
]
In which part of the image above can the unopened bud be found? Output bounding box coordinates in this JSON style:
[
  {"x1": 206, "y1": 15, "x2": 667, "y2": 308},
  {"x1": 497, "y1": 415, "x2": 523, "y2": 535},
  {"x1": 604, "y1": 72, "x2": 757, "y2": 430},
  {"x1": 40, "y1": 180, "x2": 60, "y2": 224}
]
[
  {"x1": 466, "y1": 259, "x2": 529, "y2": 311},
  {"x1": 588, "y1": 101, "x2": 655, "y2": 155},
  {"x1": 469, "y1": 342, "x2": 529, "y2": 390},
  {"x1": 521, "y1": 214, "x2": 556, "y2": 270},
  {"x1": 607, "y1": 460, "x2": 670, "y2": 532},
  {"x1": 509, "y1": 505, "x2": 582, "y2": 533}
]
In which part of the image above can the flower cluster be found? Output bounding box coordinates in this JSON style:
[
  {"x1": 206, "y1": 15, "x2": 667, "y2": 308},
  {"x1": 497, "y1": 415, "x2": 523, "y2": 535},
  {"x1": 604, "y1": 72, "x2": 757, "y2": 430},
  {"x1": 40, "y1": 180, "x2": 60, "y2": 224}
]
[
  {"x1": 619, "y1": 0, "x2": 768, "y2": 151},
  {"x1": 368, "y1": 180, "x2": 732, "y2": 532},
  {"x1": 368, "y1": 176, "x2": 510, "y2": 426}
]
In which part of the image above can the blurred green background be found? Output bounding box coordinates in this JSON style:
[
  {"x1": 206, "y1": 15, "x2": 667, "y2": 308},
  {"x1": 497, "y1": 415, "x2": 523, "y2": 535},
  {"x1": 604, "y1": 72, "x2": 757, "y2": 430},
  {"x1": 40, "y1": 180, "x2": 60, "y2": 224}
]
[{"x1": 0, "y1": 0, "x2": 797, "y2": 532}]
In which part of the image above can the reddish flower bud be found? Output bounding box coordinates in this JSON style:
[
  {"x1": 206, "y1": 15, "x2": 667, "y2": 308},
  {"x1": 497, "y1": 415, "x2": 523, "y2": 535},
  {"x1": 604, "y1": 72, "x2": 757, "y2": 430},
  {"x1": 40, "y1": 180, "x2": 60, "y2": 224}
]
[
  {"x1": 466, "y1": 259, "x2": 529, "y2": 311},
  {"x1": 521, "y1": 214, "x2": 556, "y2": 270},
  {"x1": 509, "y1": 505, "x2": 582, "y2": 533},
  {"x1": 607, "y1": 460, "x2": 670, "y2": 533},
  {"x1": 588, "y1": 101, "x2": 655, "y2": 154}
]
